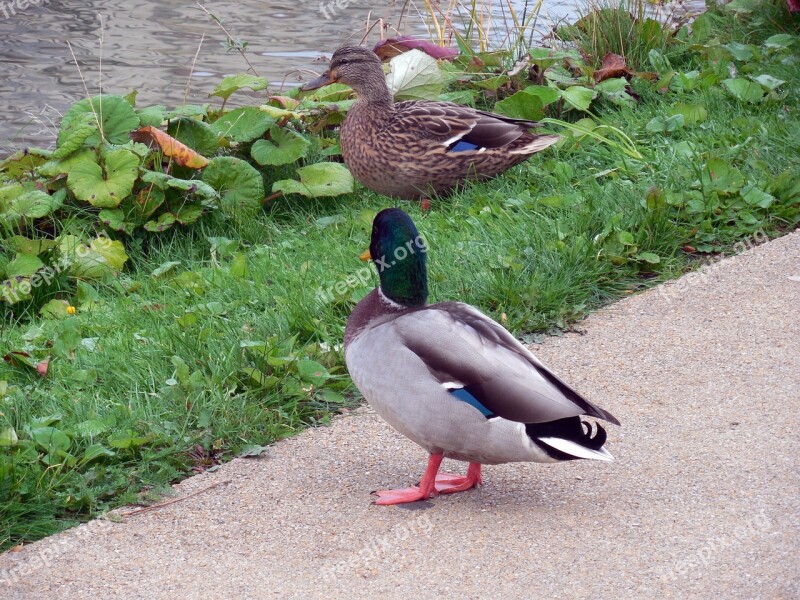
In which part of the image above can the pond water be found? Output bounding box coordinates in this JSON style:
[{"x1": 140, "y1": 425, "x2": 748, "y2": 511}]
[
  {"x1": 0, "y1": 0, "x2": 696, "y2": 152},
  {"x1": 0, "y1": 0, "x2": 587, "y2": 151}
]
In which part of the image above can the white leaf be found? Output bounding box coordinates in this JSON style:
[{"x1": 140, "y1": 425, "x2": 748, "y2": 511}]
[{"x1": 386, "y1": 50, "x2": 445, "y2": 101}]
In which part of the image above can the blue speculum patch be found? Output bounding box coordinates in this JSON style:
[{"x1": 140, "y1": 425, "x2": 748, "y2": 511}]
[
  {"x1": 448, "y1": 140, "x2": 481, "y2": 153},
  {"x1": 449, "y1": 387, "x2": 493, "y2": 417}
]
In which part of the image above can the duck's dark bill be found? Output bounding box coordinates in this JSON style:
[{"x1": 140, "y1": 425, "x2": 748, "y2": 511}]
[{"x1": 301, "y1": 72, "x2": 334, "y2": 91}]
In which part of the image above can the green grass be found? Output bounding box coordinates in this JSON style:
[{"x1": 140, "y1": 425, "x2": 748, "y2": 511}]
[
  {"x1": 559, "y1": 0, "x2": 682, "y2": 70},
  {"x1": 1, "y1": 2, "x2": 799, "y2": 550}
]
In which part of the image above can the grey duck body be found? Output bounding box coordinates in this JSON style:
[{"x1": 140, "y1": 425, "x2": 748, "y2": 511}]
[{"x1": 344, "y1": 288, "x2": 617, "y2": 465}]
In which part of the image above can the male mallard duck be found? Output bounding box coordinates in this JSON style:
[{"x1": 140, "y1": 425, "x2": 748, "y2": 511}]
[
  {"x1": 345, "y1": 208, "x2": 620, "y2": 505},
  {"x1": 302, "y1": 46, "x2": 560, "y2": 200}
]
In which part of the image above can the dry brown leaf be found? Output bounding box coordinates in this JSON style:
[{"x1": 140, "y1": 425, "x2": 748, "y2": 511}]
[
  {"x1": 130, "y1": 126, "x2": 209, "y2": 169},
  {"x1": 594, "y1": 53, "x2": 633, "y2": 83}
]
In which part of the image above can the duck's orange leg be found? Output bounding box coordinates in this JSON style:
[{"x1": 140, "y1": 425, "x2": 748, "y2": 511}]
[
  {"x1": 373, "y1": 457, "x2": 482, "y2": 505},
  {"x1": 373, "y1": 453, "x2": 443, "y2": 505},
  {"x1": 434, "y1": 462, "x2": 482, "y2": 494}
]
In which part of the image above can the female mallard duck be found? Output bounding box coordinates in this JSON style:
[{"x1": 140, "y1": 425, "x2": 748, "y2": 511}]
[
  {"x1": 302, "y1": 46, "x2": 560, "y2": 200},
  {"x1": 345, "y1": 208, "x2": 620, "y2": 505}
]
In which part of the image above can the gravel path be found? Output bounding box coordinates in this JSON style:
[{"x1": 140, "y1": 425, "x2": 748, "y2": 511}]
[{"x1": 2, "y1": 231, "x2": 798, "y2": 599}]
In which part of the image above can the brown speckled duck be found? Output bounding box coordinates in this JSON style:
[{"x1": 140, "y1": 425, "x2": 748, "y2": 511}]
[{"x1": 302, "y1": 46, "x2": 560, "y2": 200}]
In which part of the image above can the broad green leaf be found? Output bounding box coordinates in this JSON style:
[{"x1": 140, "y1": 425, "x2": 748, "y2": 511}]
[
  {"x1": 6, "y1": 254, "x2": 44, "y2": 278},
  {"x1": 251, "y1": 126, "x2": 311, "y2": 166},
  {"x1": 75, "y1": 281, "x2": 100, "y2": 306},
  {"x1": 1, "y1": 187, "x2": 62, "y2": 224},
  {"x1": 166, "y1": 118, "x2": 219, "y2": 157},
  {"x1": 59, "y1": 95, "x2": 140, "y2": 146},
  {"x1": 165, "y1": 104, "x2": 210, "y2": 120},
  {"x1": 494, "y1": 90, "x2": 544, "y2": 121},
  {"x1": 82, "y1": 444, "x2": 115, "y2": 463},
  {"x1": 40, "y1": 299, "x2": 71, "y2": 319},
  {"x1": 668, "y1": 104, "x2": 707, "y2": 126},
  {"x1": 648, "y1": 49, "x2": 672, "y2": 74},
  {"x1": 723, "y1": 42, "x2": 755, "y2": 61},
  {"x1": 529, "y1": 47, "x2": 581, "y2": 69},
  {"x1": 387, "y1": 50, "x2": 445, "y2": 101},
  {"x1": 474, "y1": 75, "x2": 509, "y2": 91},
  {"x1": 721, "y1": 78, "x2": 764, "y2": 104},
  {"x1": 173, "y1": 204, "x2": 204, "y2": 225},
  {"x1": 617, "y1": 231, "x2": 635, "y2": 245},
  {"x1": 0, "y1": 278, "x2": 32, "y2": 304},
  {"x1": 690, "y1": 12, "x2": 717, "y2": 43},
  {"x1": 740, "y1": 185, "x2": 774, "y2": 208},
  {"x1": 30, "y1": 426, "x2": 71, "y2": 453},
  {"x1": 437, "y1": 90, "x2": 475, "y2": 105},
  {"x1": 559, "y1": 86, "x2": 596, "y2": 111},
  {"x1": 595, "y1": 78, "x2": 636, "y2": 108},
  {"x1": 543, "y1": 65, "x2": 580, "y2": 86},
  {"x1": 0, "y1": 428, "x2": 18, "y2": 447},
  {"x1": 296, "y1": 359, "x2": 330, "y2": 385},
  {"x1": 98, "y1": 208, "x2": 132, "y2": 233},
  {"x1": 646, "y1": 114, "x2": 684, "y2": 133},
  {"x1": 137, "y1": 105, "x2": 168, "y2": 127},
  {"x1": 239, "y1": 368, "x2": 279, "y2": 390},
  {"x1": 65, "y1": 237, "x2": 129, "y2": 279},
  {"x1": 108, "y1": 430, "x2": 150, "y2": 449},
  {"x1": 701, "y1": 158, "x2": 744, "y2": 194},
  {"x1": 144, "y1": 212, "x2": 177, "y2": 233},
  {"x1": 134, "y1": 186, "x2": 165, "y2": 218},
  {"x1": 0, "y1": 148, "x2": 52, "y2": 179},
  {"x1": 207, "y1": 236, "x2": 239, "y2": 257},
  {"x1": 763, "y1": 34, "x2": 795, "y2": 50},
  {"x1": 272, "y1": 162, "x2": 354, "y2": 198},
  {"x1": 67, "y1": 149, "x2": 139, "y2": 208},
  {"x1": 140, "y1": 171, "x2": 218, "y2": 202},
  {"x1": 151, "y1": 261, "x2": 181, "y2": 277},
  {"x1": 300, "y1": 82, "x2": 353, "y2": 103},
  {"x1": 751, "y1": 74, "x2": 785, "y2": 91},
  {"x1": 54, "y1": 113, "x2": 97, "y2": 160},
  {"x1": 210, "y1": 107, "x2": 275, "y2": 143},
  {"x1": 523, "y1": 85, "x2": 561, "y2": 107},
  {"x1": 210, "y1": 74, "x2": 269, "y2": 102},
  {"x1": 637, "y1": 252, "x2": 661, "y2": 264},
  {"x1": 203, "y1": 157, "x2": 265, "y2": 218},
  {"x1": 229, "y1": 253, "x2": 249, "y2": 278},
  {"x1": 89, "y1": 237, "x2": 129, "y2": 269},
  {"x1": 74, "y1": 419, "x2": 109, "y2": 437},
  {"x1": 9, "y1": 236, "x2": 58, "y2": 256},
  {"x1": 724, "y1": 0, "x2": 759, "y2": 14},
  {"x1": 320, "y1": 390, "x2": 346, "y2": 404}
]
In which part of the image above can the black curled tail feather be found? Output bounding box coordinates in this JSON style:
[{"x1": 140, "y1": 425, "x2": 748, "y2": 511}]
[{"x1": 526, "y1": 416, "x2": 608, "y2": 461}]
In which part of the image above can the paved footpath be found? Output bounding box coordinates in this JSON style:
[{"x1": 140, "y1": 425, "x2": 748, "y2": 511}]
[{"x1": 2, "y1": 231, "x2": 799, "y2": 599}]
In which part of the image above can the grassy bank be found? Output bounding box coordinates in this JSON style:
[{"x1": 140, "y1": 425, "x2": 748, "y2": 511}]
[{"x1": 1, "y1": 1, "x2": 799, "y2": 549}]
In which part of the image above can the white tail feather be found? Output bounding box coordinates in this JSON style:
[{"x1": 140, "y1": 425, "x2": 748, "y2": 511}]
[
  {"x1": 509, "y1": 134, "x2": 561, "y2": 155},
  {"x1": 538, "y1": 437, "x2": 614, "y2": 462}
]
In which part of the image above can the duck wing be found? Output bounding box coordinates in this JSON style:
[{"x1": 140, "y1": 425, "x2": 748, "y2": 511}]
[
  {"x1": 393, "y1": 302, "x2": 620, "y2": 426},
  {"x1": 390, "y1": 101, "x2": 542, "y2": 151}
]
